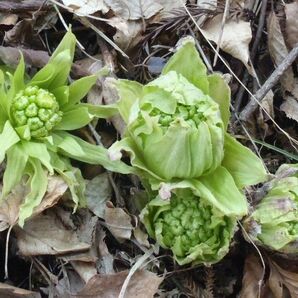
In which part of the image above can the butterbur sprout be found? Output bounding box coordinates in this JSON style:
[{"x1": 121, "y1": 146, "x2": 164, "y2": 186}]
[
  {"x1": 0, "y1": 30, "x2": 132, "y2": 226},
  {"x1": 140, "y1": 170, "x2": 247, "y2": 265},
  {"x1": 244, "y1": 164, "x2": 298, "y2": 255}
]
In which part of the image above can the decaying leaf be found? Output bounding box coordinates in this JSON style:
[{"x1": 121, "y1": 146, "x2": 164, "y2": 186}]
[
  {"x1": 268, "y1": 260, "x2": 298, "y2": 298},
  {"x1": 0, "y1": 13, "x2": 18, "y2": 26},
  {"x1": 61, "y1": 0, "x2": 109, "y2": 15},
  {"x1": 0, "y1": 176, "x2": 67, "y2": 231},
  {"x1": 280, "y1": 95, "x2": 298, "y2": 123},
  {"x1": 0, "y1": 282, "x2": 41, "y2": 298},
  {"x1": 201, "y1": 14, "x2": 253, "y2": 73},
  {"x1": 74, "y1": 270, "x2": 163, "y2": 298},
  {"x1": 0, "y1": 184, "x2": 26, "y2": 231},
  {"x1": 267, "y1": 11, "x2": 295, "y2": 93},
  {"x1": 104, "y1": 0, "x2": 163, "y2": 20},
  {"x1": 285, "y1": 1, "x2": 298, "y2": 50},
  {"x1": 15, "y1": 209, "x2": 90, "y2": 256},
  {"x1": 240, "y1": 254, "x2": 264, "y2": 298},
  {"x1": 85, "y1": 173, "x2": 112, "y2": 218},
  {"x1": 104, "y1": 202, "x2": 134, "y2": 242}
]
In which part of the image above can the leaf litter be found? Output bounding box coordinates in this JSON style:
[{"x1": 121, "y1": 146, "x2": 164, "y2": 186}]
[{"x1": 0, "y1": 0, "x2": 298, "y2": 297}]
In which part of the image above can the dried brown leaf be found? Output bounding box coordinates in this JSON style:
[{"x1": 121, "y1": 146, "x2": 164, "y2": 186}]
[
  {"x1": 280, "y1": 95, "x2": 298, "y2": 123},
  {"x1": 74, "y1": 270, "x2": 163, "y2": 298},
  {"x1": 71, "y1": 261, "x2": 97, "y2": 283},
  {"x1": 267, "y1": 11, "x2": 295, "y2": 93},
  {"x1": 15, "y1": 209, "x2": 90, "y2": 256},
  {"x1": 240, "y1": 254, "x2": 264, "y2": 298},
  {"x1": 104, "y1": 0, "x2": 163, "y2": 20},
  {"x1": 268, "y1": 260, "x2": 298, "y2": 298},
  {"x1": 0, "y1": 282, "x2": 41, "y2": 298},
  {"x1": 285, "y1": 1, "x2": 298, "y2": 50},
  {"x1": 85, "y1": 173, "x2": 112, "y2": 218},
  {"x1": 105, "y1": 202, "x2": 134, "y2": 242},
  {"x1": 201, "y1": 14, "x2": 253, "y2": 73},
  {"x1": 0, "y1": 184, "x2": 26, "y2": 231},
  {"x1": 61, "y1": 0, "x2": 109, "y2": 15},
  {"x1": 0, "y1": 13, "x2": 18, "y2": 26}
]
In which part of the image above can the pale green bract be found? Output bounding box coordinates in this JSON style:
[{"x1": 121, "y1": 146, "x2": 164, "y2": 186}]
[
  {"x1": 95, "y1": 37, "x2": 267, "y2": 188},
  {"x1": 140, "y1": 175, "x2": 243, "y2": 265},
  {"x1": 0, "y1": 30, "x2": 133, "y2": 226},
  {"x1": 244, "y1": 164, "x2": 298, "y2": 254}
]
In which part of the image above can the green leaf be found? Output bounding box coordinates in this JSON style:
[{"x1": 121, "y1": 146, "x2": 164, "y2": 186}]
[
  {"x1": 7, "y1": 54, "x2": 25, "y2": 101},
  {"x1": 162, "y1": 38, "x2": 209, "y2": 94},
  {"x1": 81, "y1": 103, "x2": 119, "y2": 119},
  {"x1": 30, "y1": 50, "x2": 72, "y2": 90},
  {"x1": 0, "y1": 70, "x2": 9, "y2": 128},
  {"x1": 20, "y1": 141, "x2": 53, "y2": 174},
  {"x1": 1, "y1": 144, "x2": 28, "y2": 199},
  {"x1": 0, "y1": 121, "x2": 20, "y2": 163},
  {"x1": 54, "y1": 106, "x2": 92, "y2": 130},
  {"x1": 65, "y1": 75, "x2": 97, "y2": 107},
  {"x1": 222, "y1": 134, "x2": 268, "y2": 187},
  {"x1": 198, "y1": 166, "x2": 248, "y2": 216},
  {"x1": 207, "y1": 74, "x2": 231, "y2": 130},
  {"x1": 51, "y1": 85, "x2": 69, "y2": 106},
  {"x1": 116, "y1": 80, "x2": 143, "y2": 123},
  {"x1": 52, "y1": 131, "x2": 136, "y2": 175},
  {"x1": 18, "y1": 158, "x2": 48, "y2": 226},
  {"x1": 49, "y1": 30, "x2": 76, "y2": 64},
  {"x1": 50, "y1": 152, "x2": 86, "y2": 210}
]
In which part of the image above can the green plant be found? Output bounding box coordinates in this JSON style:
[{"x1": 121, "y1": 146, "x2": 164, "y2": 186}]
[
  {"x1": 0, "y1": 30, "x2": 131, "y2": 225},
  {"x1": 244, "y1": 164, "x2": 298, "y2": 254},
  {"x1": 97, "y1": 37, "x2": 267, "y2": 188},
  {"x1": 140, "y1": 168, "x2": 246, "y2": 265}
]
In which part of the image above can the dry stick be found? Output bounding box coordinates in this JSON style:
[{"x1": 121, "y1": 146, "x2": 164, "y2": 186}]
[
  {"x1": 0, "y1": 0, "x2": 50, "y2": 12},
  {"x1": 234, "y1": 0, "x2": 268, "y2": 113},
  {"x1": 239, "y1": 43, "x2": 298, "y2": 121}
]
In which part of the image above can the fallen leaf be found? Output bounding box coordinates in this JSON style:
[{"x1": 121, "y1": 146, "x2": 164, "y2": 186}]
[
  {"x1": 105, "y1": 202, "x2": 134, "y2": 242},
  {"x1": 240, "y1": 254, "x2": 264, "y2": 298},
  {"x1": 32, "y1": 176, "x2": 68, "y2": 218},
  {"x1": 280, "y1": 95, "x2": 298, "y2": 123},
  {"x1": 268, "y1": 260, "x2": 298, "y2": 298},
  {"x1": 0, "y1": 176, "x2": 66, "y2": 231},
  {"x1": 267, "y1": 11, "x2": 295, "y2": 93},
  {"x1": 108, "y1": 17, "x2": 143, "y2": 50},
  {"x1": 0, "y1": 184, "x2": 26, "y2": 231},
  {"x1": 61, "y1": 0, "x2": 109, "y2": 15},
  {"x1": 133, "y1": 227, "x2": 150, "y2": 248},
  {"x1": 0, "y1": 13, "x2": 18, "y2": 26},
  {"x1": 156, "y1": 0, "x2": 187, "y2": 19},
  {"x1": 85, "y1": 173, "x2": 112, "y2": 218},
  {"x1": 0, "y1": 282, "x2": 41, "y2": 297},
  {"x1": 71, "y1": 261, "x2": 97, "y2": 283},
  {"x1": 104, "y1": 0, "x2": 163, "y2": 20},
  {"x1": 15, "y1": 209, "x2": 90, "y2": 256},
  {"x1": 201, "y1": 14, "x2": 253, "y2": 73},
  {"x1": 285, "y1": 1, "x2": 298, "y2": 50},
  {"x1": 74, "y1": 270, "x2": 163, "y2": 298}
]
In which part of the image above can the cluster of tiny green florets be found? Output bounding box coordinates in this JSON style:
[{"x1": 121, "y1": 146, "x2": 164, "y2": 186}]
[
  {"x1": 11, "y1": 86, "x2": 63, "y2": 138},
  {"x1": 150, "y1": 103, "x2": 210, "y2": 129},
  {"x1": 156, "y1": 196, "x2": 226, "y2": 256}
]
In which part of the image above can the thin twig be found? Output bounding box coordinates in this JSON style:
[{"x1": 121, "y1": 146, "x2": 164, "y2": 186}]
[
  {"x1": 234, "y1": 0, "x2": 268, "y2": 113},
  {"x1": 239, "y1": 43, "x2": 298, "y2": 122},
  {"x1": 0, "y1": 0, "x2": 49, "y2": 12},
  {"x1": 4, "y1": 224, "x2": 13, "y2": 280}
]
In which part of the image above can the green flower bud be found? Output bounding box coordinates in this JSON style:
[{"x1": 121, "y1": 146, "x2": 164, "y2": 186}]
[
  {"x1": 142, "y1": 191, "x2": 236, "y2": 265},
  {"x1": 11, "y1": 86, "x2": 63, "y2": 139}
]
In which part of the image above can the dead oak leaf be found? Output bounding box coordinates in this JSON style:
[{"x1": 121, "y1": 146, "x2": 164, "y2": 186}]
[
  {"x1": 0, "y1": 282, "x2": 41, "y2": 298},
  {"x1": 104, "y1": 202, "x2": 134, "y2": 242},
  {"x1": 74, "y1": 270, "x2": 163, "y2": 298},
  {"x1": 15, "y1": 209, "x2": 90, "y2": 256},
  {"x1": 201, "y1": 14, "x2": 253, "y2": 74},
  {"x1": 268, "y1": 260, "x2": 298, "y2": 298}
]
